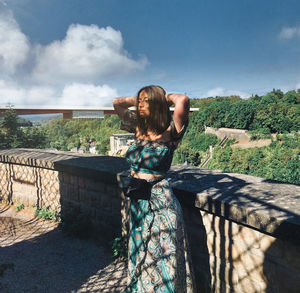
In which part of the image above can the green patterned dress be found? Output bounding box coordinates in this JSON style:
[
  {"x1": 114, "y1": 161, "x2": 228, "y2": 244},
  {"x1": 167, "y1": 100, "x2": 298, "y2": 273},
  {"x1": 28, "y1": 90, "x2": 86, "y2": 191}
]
[{"x1": 122, "y1": 111, "x2": 195, "y2": 293}]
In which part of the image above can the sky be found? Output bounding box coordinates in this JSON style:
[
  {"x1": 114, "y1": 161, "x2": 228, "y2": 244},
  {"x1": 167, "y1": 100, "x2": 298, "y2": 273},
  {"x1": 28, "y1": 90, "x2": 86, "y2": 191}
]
[{"x1": 0, "y1": 0, "x2": 300, "y2": 107}]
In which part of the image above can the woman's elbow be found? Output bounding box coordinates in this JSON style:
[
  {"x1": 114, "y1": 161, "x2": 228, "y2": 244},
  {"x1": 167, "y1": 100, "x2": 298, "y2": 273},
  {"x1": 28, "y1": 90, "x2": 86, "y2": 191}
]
[
  {"x1": 113, "y1": 98, "x2": 120, "y2": 109},
  {"x1": 113, "y1": 98, "x2": 118, "y2": 106},
  {"x1": 182, "y1": 95, "x2": 189, "y2": 103},
  {"x1": 182, "y1": 95, "x2": 190, "y2": 110}
]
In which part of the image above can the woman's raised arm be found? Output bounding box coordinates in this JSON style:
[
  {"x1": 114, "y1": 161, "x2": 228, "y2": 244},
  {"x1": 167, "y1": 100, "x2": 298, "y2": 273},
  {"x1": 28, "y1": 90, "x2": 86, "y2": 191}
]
[
  {"x1": 113, "y1": 96, "x2": 136, "y2": 120},
  {"x1": 166, "y1": 93, "x2": 190, "y2": 133}
]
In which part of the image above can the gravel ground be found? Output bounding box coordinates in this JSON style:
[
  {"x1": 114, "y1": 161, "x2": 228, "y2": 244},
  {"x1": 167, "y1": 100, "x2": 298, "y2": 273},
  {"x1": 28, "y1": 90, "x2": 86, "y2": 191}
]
[{"x1": 0, "y1": 204, "x2": 127, "y2": 293}]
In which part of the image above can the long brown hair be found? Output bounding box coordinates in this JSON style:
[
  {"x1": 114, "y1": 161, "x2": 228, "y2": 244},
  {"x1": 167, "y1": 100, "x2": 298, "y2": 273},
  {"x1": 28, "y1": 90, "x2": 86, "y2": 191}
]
[{"x1": 136, "y1": 85, "x2": 171, "y2": 135}]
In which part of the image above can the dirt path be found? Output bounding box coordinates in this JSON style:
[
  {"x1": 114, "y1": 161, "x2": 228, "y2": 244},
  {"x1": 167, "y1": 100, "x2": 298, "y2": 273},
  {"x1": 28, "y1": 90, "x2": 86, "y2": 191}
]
[
  {"x1": 0, "y1": 204, "x2": 127, "y2": 293},
  {"x1": 231, "y1": 139, "x2": 272, "y2": 149}
]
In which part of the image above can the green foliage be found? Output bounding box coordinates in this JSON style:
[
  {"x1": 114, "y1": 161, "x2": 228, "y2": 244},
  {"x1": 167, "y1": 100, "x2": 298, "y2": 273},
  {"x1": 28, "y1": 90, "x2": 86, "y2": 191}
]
[
  {"x1": 191, "y1": 89, "x2": 300, "y2": 133},
  {"x1": 200, "y1": 100, "x2": 231, "y2": 128},
  {"x1": 207, "y1": 133, "x2": 300, "y2": 184},
  {"x1": 1, "y1": 88, "x2": 298, "y2": 185},
  {"x1": 0, "y1": 108, "x2": 46, "y2": 149},
  {"x1": 34, "y1": 205, "x2": 59, "y2": 222},
  {"x1": 41, "y1": 115, "x2": 123, "y2": 154},
  {"x1": 112, "y1": 237, "x2": 128, "y2": 260},
  {"x1": 173, "y1": 140, "x2": 202, "y2": 165},
  {"x1": 224, "y1": 100, "x2": 255, "y2": 129},
  {"x1": 189, "y1": 133, "x2": 219, "y2": 152},
  {"x1": 17, "y1": 117, "x2": 33, "y2": 127},
  {"x1": 173, "y1": 133, "x2": 219, "y2": 166},
  {"x1": 15, "y1": 204, "x2": 24, "y2": 212},
  {"x1": 249, "y1": 128, "x2": 271, "y2": 140}
]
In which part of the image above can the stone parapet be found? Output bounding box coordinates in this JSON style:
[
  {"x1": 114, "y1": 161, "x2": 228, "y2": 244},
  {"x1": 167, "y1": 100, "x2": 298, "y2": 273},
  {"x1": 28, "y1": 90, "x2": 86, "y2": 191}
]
[
  {"x1": 0, "y1": 149, "x2": 299, "y2": 293},
  {"x1": 169, "y1": 166, "x2": 300, "y2": 245},
  {"x1": 0, "y1": 149, "x2": 129, "y2": 240}
]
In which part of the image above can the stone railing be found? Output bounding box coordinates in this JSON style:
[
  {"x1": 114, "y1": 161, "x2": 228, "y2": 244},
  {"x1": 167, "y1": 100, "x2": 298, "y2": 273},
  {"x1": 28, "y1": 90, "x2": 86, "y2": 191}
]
[{"x1": 0, "y1": 149, "x2": 299, "y2": 293}]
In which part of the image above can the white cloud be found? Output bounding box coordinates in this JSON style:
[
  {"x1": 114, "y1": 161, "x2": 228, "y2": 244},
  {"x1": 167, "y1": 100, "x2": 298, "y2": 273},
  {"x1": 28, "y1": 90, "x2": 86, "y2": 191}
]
[
  {"x1": 0, "y1": 79, "x2": 56, "y2": 106},
  {"x1": 59, "y1": 83, "x2": 117, "y2": 107},
  {"x1": 0, "y1": 79, "x2": 117, "y2": 107},
  {"x1": 0, "y1": 79, "x2": 26, "y2": 106},
  {"x1": 32, "y1": 24, "x2": 148, "y2": 84},
  {"x1": 279, "y1": 26, "x2": 300, "y2": 40},
  {"x1": 205, "y1": 87, "x2": 250, "y2": 99},
  {"x1": 0, "y1": 10, "x2": 146, "y2": 107},
  {"x1": 0, "y1": 10, "x2": 30, "y2": 75}
]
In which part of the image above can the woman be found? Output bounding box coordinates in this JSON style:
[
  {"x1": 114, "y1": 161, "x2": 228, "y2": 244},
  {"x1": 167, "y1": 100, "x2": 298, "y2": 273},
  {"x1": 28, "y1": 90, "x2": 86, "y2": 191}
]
[{"x1": 113, "y1": 85, "x2": 195, "y2": 292}]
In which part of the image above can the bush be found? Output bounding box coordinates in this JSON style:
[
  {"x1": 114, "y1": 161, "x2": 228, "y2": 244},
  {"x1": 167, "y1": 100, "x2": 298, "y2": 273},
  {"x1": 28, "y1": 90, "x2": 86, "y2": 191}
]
[{"x1": 249, "y1": 128, "x2": 271, "y2": 140}]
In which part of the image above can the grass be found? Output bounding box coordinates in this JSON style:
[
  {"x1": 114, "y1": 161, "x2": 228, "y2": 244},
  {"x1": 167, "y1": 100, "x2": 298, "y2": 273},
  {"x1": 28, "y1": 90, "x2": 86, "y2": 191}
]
[
  {"x1": 34, "y1": 205, "x2": 59, "y2": 222},
  {"x1": 15, "y1": 204, "x2": 24, "y2": 212}
]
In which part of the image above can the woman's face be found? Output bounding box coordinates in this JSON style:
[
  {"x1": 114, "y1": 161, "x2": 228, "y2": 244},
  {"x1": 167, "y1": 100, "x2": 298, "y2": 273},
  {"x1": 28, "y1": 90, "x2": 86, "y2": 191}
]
[{"x1": 138, "y1": 90, "x2": 150, "y2": 117}]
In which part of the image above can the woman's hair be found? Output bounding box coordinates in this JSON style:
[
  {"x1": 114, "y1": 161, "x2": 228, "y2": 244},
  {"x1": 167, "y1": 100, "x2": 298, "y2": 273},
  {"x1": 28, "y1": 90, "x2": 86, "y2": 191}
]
[{"x1": 136, "y1": 85, "x2": 171, "y2": 135}]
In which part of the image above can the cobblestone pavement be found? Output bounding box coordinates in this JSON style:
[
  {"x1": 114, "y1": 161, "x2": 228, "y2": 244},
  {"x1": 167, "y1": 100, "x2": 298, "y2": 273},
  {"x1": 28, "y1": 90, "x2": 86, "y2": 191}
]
[{"x1": 0, "y1": 204, "x2": 127, "y2": 293}]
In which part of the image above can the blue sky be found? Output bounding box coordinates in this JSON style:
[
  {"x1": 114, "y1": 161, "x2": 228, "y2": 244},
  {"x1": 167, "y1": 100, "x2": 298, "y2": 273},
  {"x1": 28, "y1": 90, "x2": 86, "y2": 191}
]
[{"x1": 0, "y1": 0, "x2": 300, "y2": 107}]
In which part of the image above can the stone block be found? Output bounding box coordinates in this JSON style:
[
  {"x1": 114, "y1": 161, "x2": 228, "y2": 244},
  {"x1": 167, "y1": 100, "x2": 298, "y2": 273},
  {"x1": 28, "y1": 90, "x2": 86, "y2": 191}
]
[
  {"x1": 259, "y1": 233, "x2": 277, "y2": 252},
  {"x1": 39, "y1": 168, "x2": 59, "y2": 181},
  {"x1": 105, "y1": 184, "x2": 120, "y2": 198},
  {"x1": 276, "y1": 265, "x2": 300, "y2": 293},
  {"x1": 87, "y1": 190, "x2": 102, "y2": 208},
  {"x1": 247, "y1": 211, "x2": 278, "y2": 235},
  {"x1": 78, "y1": 176, "x2": 86, "y2": 188},
  {"x1": 283, "y1": 241, "x2": 300, "y2": 270},
  {"x1": 263, "y1": 237, "x2": 284, "y2": 259},
  {"x1": 231, "y1": 228, "x2": 265, "y2": 260},
  {"x1": 188, "y1": 209, "x2": 203, "y2": 226},
  {"x1": 262, "y1": 259, "x2": 278, "y2": 288},
  {"x1": 85, "y1": 178, "x2": 106, "y2": 192},
  {"x1": 60, "y1": 182, "x2": 69, "y2": 198},
  {"x1": 62, "y1": 173, "x2": 71, "y2": 184},
  {"x1": 69, "y1": 174, "x2": 78, "y2": 186},
  {"x1": 239, "y1": 253, "x2": 264, "y2": 282},
  {"x1": 12, "y1": 180, "x2": 37, "y2": 207},
  {"x1": 79, "y1": 187, "x2": 88, "y2": 203},
  {"x1": 233, "y1": 277, "x2": 265, "y2": 293},
  {"x1": 70, "y1": 185, "x2": 79, "y2": 201},
  {"x1": 12, "y1": 165, "x2": 36, "y2": 184}
]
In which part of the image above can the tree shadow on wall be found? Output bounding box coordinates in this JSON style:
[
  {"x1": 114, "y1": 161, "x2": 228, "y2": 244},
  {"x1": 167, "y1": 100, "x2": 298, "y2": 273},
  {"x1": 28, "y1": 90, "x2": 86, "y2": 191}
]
[
  {"x1": 1, "y1": 150, "x2": 299, "y2": 292},
  {"x1": 169, "y1": 167, "x2": 249, "y2": 293},
  {"x1": 168, "y1": 166, "x2": 300, "y2": 293},
  {"x1": 0, "y1": 153, "x2": 130, "y2": 293}
]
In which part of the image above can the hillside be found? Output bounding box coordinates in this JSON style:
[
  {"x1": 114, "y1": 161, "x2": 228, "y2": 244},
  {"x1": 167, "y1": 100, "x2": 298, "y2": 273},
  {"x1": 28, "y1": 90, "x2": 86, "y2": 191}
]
[{"x1": 0, "y1": 88, "x2": 299, "y2": 184}]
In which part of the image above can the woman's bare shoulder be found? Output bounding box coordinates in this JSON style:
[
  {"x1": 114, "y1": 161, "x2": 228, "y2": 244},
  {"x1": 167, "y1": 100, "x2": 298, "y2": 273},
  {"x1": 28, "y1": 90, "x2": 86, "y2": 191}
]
[{"x1": 136, "y1": 126, "x2": 172, "y2": 143}]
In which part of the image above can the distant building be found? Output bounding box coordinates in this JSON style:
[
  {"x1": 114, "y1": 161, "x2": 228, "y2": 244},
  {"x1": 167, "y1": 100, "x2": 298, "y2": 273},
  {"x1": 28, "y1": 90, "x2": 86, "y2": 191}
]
[
  {"x1": 109, "y1": 133, "x2": 135, "y2": 156},
  {"x1": 78, "y1": 146, "x2": 87, "y2": 153},
  {"x1": 89, "y1": 140, "x2": 99, "y2": 154}
]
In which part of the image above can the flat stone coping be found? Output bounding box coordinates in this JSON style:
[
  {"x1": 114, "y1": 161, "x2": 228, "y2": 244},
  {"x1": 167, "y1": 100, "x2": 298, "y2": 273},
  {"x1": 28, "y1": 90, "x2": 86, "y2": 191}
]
[
  {"x1": 0, "y1": 148, "x2": 129, "y2": 184},
  {"x1": 1, "y1": 149, "x2": 299, "y2": 244},
  {"x1": 169, "y1": 165, "x2": 300, "y2": 245}
]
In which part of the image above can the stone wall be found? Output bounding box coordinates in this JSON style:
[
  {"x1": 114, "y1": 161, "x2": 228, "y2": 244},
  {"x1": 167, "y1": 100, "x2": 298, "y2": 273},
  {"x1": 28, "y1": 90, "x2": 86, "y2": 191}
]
[
  {"x1": 0, "y1": 149, "x2": 129, "y2": 240},
  {"x1": 205, "y1": 126, "x2": 251, "y2": 141},
  {"x1": 0, "y1": 149, "x2": 299, "y2": 293}
]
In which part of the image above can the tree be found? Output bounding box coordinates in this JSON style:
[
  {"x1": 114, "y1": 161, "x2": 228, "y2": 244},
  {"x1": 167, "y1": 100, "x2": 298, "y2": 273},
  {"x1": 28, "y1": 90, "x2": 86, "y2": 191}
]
[
  {"x1": 224, "y1": 100, "x2": 255, "y2": 129},
  {"x1": 0, "y1": 107, "x2": 46, "y2": 149},
  {"x1": 0, "y1": 107, "x2": 19, "y2": 147}
]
